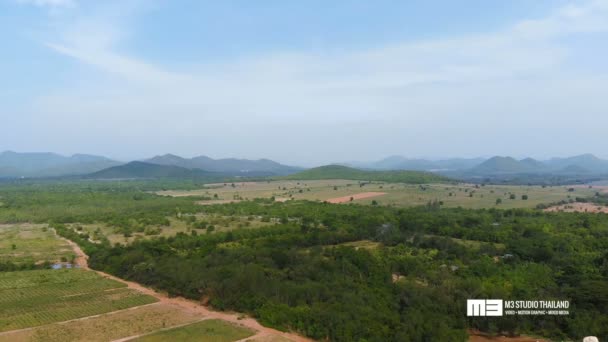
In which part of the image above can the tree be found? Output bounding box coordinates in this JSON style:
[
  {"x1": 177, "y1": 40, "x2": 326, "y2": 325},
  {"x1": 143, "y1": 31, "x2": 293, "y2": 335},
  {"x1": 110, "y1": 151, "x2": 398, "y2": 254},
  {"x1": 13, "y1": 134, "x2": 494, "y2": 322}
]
[
  {"x1": 496, "y1": 198, "x2": 502, "y2": 205},
  {"x1": 522, "y1": 195, "x2": 529, "y2": 200}
]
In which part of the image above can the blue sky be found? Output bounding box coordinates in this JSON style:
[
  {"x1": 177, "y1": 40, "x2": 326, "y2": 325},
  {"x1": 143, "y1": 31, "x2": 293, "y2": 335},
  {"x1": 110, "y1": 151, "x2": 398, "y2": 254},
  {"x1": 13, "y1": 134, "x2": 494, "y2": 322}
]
[{"x1": 1, "y1": 0, "x2": 607, "y2": 165}]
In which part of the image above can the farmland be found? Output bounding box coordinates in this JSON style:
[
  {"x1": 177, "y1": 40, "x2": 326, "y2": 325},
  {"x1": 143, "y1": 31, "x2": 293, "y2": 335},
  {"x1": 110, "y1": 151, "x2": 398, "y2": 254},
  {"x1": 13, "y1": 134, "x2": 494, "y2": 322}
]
[
  {"x1": 158, "y1": 180, "x2": 597, "y2": 209},
  {"x1": 134, "y1": 319, "x2": 255, "y2": 342},
  {"x1": 0, "y1": 224, "x2": 74, "y2": 265},
  {"x1": 0, "y1": 269, "x2": 157, "y2": 332},
  {"x1": 0, "y1": 304, "x2": 202, "y2": 342}
]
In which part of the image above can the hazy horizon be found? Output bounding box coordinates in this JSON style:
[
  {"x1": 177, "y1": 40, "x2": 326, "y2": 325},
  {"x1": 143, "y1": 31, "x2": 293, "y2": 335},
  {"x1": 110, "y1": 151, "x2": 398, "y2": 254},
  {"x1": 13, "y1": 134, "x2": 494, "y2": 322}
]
[{"x1": 2, "y1": 0, "x2": 608, "y2": 165}]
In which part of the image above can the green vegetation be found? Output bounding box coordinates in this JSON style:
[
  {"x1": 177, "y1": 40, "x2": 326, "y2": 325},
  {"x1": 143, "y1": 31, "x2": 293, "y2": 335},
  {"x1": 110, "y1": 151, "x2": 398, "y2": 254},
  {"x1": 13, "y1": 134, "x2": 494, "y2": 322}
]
[
  {"x1": 279, "y1": 165, "x2": 451, "y2": 183},
  {"x1": 135, "y1": 320, "x2": 254, "y2": 342},
  {"x1": 0, "y1": 269, "x2": 157, "y2": 332}
]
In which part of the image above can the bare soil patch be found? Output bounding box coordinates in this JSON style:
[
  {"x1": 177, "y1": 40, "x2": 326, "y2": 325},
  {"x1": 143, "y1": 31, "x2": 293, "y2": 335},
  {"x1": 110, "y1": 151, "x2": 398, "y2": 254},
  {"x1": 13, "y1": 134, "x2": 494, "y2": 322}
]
[
  {"x1": 544, "y1": 202, "x2": 608, "y2": 214},
  {"x1": 326, "y1": 192, "x2": 387, "y2": 204},
  {"x1": 196, "y1": 200, "x2": 242, "y2": 206}
]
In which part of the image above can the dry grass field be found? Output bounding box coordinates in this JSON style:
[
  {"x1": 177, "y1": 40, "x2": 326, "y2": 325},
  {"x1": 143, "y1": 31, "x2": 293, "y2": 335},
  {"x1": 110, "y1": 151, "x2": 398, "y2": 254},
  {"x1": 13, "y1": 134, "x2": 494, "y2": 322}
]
[
  {"x1": 158, "y1": 180, "x2": 597, "y2": 209},
  {"x1": 0, "y1": 224, "x2": 74, "y2": 265},
  {"x1": 74, "y1": 215, "x2": 274, "y2": 245}
]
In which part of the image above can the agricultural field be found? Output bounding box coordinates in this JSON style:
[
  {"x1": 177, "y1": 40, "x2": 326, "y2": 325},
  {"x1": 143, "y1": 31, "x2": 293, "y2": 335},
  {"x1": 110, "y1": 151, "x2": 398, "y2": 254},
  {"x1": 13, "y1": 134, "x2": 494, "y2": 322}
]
[
  {"x1": 0, "y1": 269, "x2": 157, "y2": 332},
  {"x1": 0, "y1": 224, "x2": 74, "y2": 265},
  {"x1": 134, "y1": 319, "x2": 255, "y2": 342},
  {"x1": 158, "y1": 180, "x2": 597, "y2": 209},
  {"x1": 0, "y1": 303, "x2": 202, "y2": 342}
]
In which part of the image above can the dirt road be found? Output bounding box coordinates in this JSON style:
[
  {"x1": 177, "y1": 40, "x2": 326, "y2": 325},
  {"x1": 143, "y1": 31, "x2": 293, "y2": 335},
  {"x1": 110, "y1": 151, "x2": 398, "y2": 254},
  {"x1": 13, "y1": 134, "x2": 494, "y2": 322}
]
[{"x1": 61, "y1": 236, "x2": 312, "y2": 342}]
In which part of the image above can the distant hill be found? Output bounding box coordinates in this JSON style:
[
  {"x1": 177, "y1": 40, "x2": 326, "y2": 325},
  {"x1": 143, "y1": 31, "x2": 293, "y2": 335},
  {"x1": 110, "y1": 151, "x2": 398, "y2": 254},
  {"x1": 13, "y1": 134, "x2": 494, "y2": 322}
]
[
  {"x1": 145, "y1": 154, "x2": 301, "y2": 176},
  {"x1": 471, "y1": 156, "x2": 545, "y2": 174},
  {"x1": 346, "y1": 156, "x2": 485, "y2": 171},
  {"x1": 0, "y1": 151, "x2": 121, "y2": 178},
  {"x1": 85, "y1": 161, "x2": 220, "y2": 180},
  {"x1": 280, "y1": 165, "x2": 452, "y2": 183},
  {"x1": 467, "y1": 154, "x2": 608, "y2": 176},
  {"x1": 546, "y1": 154, "x2": 608, "y2": 173}
]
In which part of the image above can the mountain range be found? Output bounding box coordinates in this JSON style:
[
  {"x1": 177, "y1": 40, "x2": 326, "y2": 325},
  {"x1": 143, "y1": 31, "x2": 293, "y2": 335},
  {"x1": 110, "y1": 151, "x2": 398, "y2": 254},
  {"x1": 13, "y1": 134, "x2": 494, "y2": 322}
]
[
  {"x1": 346, "y1": 154, "x2": 608, "y2": 175},
  {"x1": 2, "y1": 151, "x2": 608, "y2": 180},
  {"x1": 144, "y1": 154, "x2": 301, "y2": 176}
]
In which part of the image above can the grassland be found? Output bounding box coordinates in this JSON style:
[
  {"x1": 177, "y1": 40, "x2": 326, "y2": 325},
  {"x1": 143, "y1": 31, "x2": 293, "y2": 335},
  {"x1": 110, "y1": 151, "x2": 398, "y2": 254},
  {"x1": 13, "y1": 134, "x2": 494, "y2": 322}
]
[
  {"x1": 158, "y1": 180, "x2": 597, "y2": 209},
  {"x1": 0, "y1": 224, "x2": 74, "y2": 265},
  {"x1": 74, "y1": 214, "x2": 273, "y2": 245},
  {"x1": 134, "y1": 319, "x2": 255, "y2": 342},
  {"x1": 0, "y1": 269, "x2": 157, "y2": 332},
  {"x1": 0, "y1": 303, "x2": 202, "y2": 342}
]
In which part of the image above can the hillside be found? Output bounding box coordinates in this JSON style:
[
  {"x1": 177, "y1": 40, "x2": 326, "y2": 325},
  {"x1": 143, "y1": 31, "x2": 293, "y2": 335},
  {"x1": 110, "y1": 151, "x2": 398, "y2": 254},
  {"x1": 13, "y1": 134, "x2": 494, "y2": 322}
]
[
  {"x1": 347, "y1": 156, "x2": 484, "y2": 171},
  {"x1": 85, "y1": 161, "x2": 220, "y2": 180},
  {"x1": 470, "y1": 156, "x2": 544, "y2": 174},
  {"x1": 280, "y1": 165, "x2": 451, "y2": 183},
  {"x1": 145, "y1": 154, "x2": 301, "y2": 175},
  {"x1": 0, "y1": 151, "x2": 121, "y2": 177}
]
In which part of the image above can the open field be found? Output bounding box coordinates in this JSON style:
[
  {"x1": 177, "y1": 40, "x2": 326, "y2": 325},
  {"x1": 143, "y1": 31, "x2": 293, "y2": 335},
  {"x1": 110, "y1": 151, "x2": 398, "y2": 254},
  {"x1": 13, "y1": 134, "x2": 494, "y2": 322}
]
[
  {"x1": 74, "y1": 215, "x2": 274, "y2": 245},
  {"x1": 134, "y1": 319, "x2": 255, "y2": 342},
  {"x1": 0, "y1": 224, "x2": 73, "y2": 264},
  {"x1": 0, "y1": 269, "x2": 157, "y2": 332},
  {"x1": 0, "y1": 303, "x2": 202, "y2": 342},
  {"x1": 158, "y1": 180, "x2": 597, "y2": 209}
]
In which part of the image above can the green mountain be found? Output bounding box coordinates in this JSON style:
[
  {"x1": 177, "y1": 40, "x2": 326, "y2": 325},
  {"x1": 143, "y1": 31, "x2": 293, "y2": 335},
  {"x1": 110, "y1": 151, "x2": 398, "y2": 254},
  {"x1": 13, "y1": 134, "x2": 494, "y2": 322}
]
[
  {"x1": 280, "y1": 165, "x2": 451, "y2": 183},
  {"x1": 471, "y1": 156, "x2": 545, "y2": 174},
  {"x1": 86, "y1": 161, "x2": 220, "y2": 180},
  {"x1": 145, "y1": 154, "x2": 301, "y2": 176}
]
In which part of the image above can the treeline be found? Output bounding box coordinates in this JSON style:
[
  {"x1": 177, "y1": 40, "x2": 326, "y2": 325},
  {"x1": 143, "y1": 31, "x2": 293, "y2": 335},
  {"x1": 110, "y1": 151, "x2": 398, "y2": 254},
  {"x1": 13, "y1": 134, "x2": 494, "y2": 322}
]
[
  {"x1": 75, "y1": 201, "x2": 608, "y2": 341},
  {"x1": 0, "y1": 182, "x2": 203, "y2": 224},
  {"x1": 280, "y1": 165, "x2": 452, "y2": 184}
]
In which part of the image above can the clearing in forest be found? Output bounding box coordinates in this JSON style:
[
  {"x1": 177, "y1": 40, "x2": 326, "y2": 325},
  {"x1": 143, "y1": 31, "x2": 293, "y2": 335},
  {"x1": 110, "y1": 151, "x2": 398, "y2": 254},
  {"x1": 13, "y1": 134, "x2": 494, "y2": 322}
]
[
  {"x1": 325, "y1": 192, "x2": 387, "y2": 203},
  {"x1": 0, "y1": 224, "x2": 73, "y2": 265}
]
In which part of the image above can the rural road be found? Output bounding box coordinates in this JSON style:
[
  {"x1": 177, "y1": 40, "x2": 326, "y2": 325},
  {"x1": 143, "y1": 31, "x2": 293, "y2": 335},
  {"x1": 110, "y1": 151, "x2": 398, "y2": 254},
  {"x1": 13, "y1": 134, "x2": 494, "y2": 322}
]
[{"x1": 61, "y1": 235, "x2": 312, "y2": 342}]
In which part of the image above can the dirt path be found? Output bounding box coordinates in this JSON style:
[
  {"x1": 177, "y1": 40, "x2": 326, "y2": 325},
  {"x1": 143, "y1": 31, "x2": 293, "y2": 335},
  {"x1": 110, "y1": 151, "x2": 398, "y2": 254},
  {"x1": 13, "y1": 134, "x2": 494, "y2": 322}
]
[
  {"x1": 326, "y1": 192, "x2": 387, "y2": 204},
  {"x1": 62, "y1": 235, "x2": 312, "y2": 342}
]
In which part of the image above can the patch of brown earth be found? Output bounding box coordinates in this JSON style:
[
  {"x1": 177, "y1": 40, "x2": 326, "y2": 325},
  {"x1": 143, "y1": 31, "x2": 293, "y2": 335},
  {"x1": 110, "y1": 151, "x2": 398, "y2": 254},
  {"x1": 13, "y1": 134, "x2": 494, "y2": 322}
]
[
  {"x1": 326, "y1": 192, "x2": 387, "y2": 204},
  {"x1": 544, "y1": 202, "x2": 608, "y2": 214}
]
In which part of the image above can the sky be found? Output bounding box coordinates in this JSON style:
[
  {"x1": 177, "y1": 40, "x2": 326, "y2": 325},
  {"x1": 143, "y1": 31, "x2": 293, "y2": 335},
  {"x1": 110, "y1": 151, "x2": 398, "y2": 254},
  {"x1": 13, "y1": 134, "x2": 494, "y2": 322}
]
[{"x1": 1, "y1": 0, "x2": 608, "y2": 166}]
